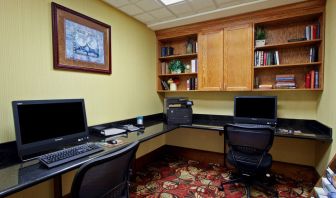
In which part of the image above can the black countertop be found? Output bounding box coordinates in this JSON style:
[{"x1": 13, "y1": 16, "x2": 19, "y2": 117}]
[{"x1": 0, "y1": 113, "x2": 332, "y2": 197}]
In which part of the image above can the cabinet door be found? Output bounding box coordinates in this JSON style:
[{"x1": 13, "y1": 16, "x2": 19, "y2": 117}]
[
  {"x1": 224, "y1": 24, "x2": 253, "y2": 91},
  {"x1": 198, "y1": 30, "x2": 224, "y2": 91}
]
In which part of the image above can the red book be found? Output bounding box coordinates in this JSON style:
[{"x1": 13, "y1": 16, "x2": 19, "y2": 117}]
[
  {"x1": 312, "y1": 25, "x2": 317, "y2": 40},
  {"x1": 305, "y1": 72, "x2": 311, "y2": 88},
  {"x1": 310, "y1": 70, "x2": 315, "y2": 89}
]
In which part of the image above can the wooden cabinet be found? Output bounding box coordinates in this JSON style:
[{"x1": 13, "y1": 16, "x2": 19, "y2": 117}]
[
  {"x1": 155, "y1": 0, "x2": 325, "y2": 93},
  {"x1": 224, "y1": 24, "x2": 253, "y2": 91},
  {"x1": 198, "y1": 30, "x2": 224, "y2": 91}
]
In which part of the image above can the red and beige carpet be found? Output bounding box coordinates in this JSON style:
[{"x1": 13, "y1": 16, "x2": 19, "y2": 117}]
[{"x1": 130, "y1": 155, "x2": 313, "y2": 198}]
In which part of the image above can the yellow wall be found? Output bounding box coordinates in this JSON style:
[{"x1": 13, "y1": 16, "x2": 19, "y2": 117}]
[
  {"x1": 166, "y1": 128, "x2": 316, "y2": 166},
  {"x1": 0, "y1": 0, "x2": 161, "y2": 143},
  {"x1": 166, "y1": 91, "x2": 319, "y2": 119},
  {"x1": 315, "y1": 0, "x2": 336, "y2": 175}
]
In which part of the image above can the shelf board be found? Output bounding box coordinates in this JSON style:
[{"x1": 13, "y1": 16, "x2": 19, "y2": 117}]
[
  {"x1": 254, "y1": 39, "x2": 322, "y2": 50},
  {"x1": 159, "y1": 53, "x2": 197, "y2": 61},
  {"x1": 254, "y1": 62, "x2": 322, "y2": 69},
  {"x1": 157, "y1": 90, "x2": 199, "y2": 93},
  {"x1": 158, "y1": 72, "x2": 198, "y2": 77},
  {"x1": 252, "y1": 88, "x2": 323, "y2": 91}
]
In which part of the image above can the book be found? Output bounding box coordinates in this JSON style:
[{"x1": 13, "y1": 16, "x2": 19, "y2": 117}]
[
  {"x1": 191, "y1": 59, "x2": 197, "y2": 72},
  {"x1": 322, "y1": 177, "x2": 336, "y2": 193},
  {"x1": 309, "y1": 47, "x2": 318, "y2": 62},
  {"x1": 161, "y1": 80, "x2": 169, "y2": 90},
  {"x1": 258, "y1": 84, "x2": 273, "y2": 89},
  {"x1": 254, "y1": 51, "x2": 280, "y2": 66},
  {"x1": 314, "y1": 187, "x2": 328, "y2": 198},
  {"x1": 161, "y1": 62, "x2": 166, "y2": 74},
  {"x1": 305, "y1": 72, "x2": 311, "y2": 88},
  {"x1": 310, "y1": 70, "x2": 315, "y2": 89},
  {"x1": 327, "y1": 167, "x2": 336, "y2": 188},
  {"x1": 195, "y1": 77, "x2": 198, "y2": 90},
  {"x1": 275, "y1": 51, "x2": 280, "y2": 65},
  {"x1": 187, "y1": 79, "x2": 190, "y2": 91},
  {"x1": 315, "y1": 70, "x2": 319, "y2": 88}
]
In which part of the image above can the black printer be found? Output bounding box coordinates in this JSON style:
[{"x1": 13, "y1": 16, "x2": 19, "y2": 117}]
[{"x1": 164, "y1": 97, "x2": 193, "y2": 125}]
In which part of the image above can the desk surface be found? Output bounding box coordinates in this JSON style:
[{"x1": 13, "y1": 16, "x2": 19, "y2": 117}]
[{"x1": 0, "y1": 113, "x2": 332, "y2": 197}]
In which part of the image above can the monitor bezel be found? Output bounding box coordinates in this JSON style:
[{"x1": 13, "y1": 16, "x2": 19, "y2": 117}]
[
  {"x1": 12, "y1": 99, "x2": 89, "y2": 161},
  {"x1": 233, "y1": 96, "x2": 277, "y2": 125}
]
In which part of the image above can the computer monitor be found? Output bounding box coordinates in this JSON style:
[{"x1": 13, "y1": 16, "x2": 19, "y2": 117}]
[
  {"x1": 234, "y1": 96, "x2": 277, "y2": 125},
  {"x1": 12, "y1": 99, "x2": 89, "y2": 161}
]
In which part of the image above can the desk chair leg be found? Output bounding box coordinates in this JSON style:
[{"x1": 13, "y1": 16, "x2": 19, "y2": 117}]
[
  {"x1": 219, "y1": 177, "x2": 242, "y2": 191},
  {"x1": 254, "y1": 180, "x2": 278, "y2": 198},
  {"x1": 245, "y1": 184, "x2": 251, "y2": 198}
]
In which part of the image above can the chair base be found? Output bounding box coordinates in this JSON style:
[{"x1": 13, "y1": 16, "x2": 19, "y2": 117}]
[{"x1": 218, "y1": 172, "x2": 278, "y2": 198}]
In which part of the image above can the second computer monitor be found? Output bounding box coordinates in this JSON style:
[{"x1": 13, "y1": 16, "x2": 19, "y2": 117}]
[{"x1": 234, "y1": 96, "x2": 277, "y2": 125}]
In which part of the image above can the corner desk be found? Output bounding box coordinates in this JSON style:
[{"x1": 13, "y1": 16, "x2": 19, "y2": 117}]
[{"x1": 0, "y1": 113, "x2": 332, "y2": 197}]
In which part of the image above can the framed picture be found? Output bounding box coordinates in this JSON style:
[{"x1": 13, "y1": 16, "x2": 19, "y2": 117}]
[{"x1": 51, "y1": 2, "x2": 111, "y2": 74}]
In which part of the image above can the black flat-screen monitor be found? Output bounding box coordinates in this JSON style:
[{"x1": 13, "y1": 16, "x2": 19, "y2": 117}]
[
  {"x1": 234, "y1": 96, "x2": 277, "y2": 125},
  {"x1": 12, "y1": 99, "x2": 89, "y2": 161}
]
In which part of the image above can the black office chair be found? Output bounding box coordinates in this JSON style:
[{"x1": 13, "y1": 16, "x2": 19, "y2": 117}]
[
  {"x1": 71, "y1": 141, "x2": 139, "y2": 198},
  {"x1": 220, "y1": 124, "x2": 278, "y2": 198}
]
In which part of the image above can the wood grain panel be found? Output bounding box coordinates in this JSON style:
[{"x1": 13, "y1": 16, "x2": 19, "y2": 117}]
[
  {"x1": 224, "y1": 24, "x2": 253, "y2": 91},
  {"x1": 198, "y1": 30, "x2": 224, "y2": 91},
  {"x1": 156, "y1": 0, "x2": 325, "y2": 40}
]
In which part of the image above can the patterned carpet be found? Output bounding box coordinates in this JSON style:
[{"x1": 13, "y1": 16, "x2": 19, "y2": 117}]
[{"x1": 130, "y1": 155, "x2": 313, "y2": 198}]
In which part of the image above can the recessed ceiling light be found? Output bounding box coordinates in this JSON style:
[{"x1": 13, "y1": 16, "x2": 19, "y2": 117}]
[{"x1": 160, "y1": 0, "x2": 184, "y2": 6}]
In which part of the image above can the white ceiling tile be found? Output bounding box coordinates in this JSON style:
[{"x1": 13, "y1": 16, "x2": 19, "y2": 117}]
[
  {"x1": 196, "y1": 6, "x2": 216, "y2": 13},
  {"x1": 176, "y1": 11, "x2": 194, "y2": 17},
  {"x1": 217, "y1": 0, "x2": 242, "y2": 8},
  {"x1": 157, "y1": 15, "x2": 177, "y2": 22},
  {"x1": 214, "y1": 0, "x2": 235, "y2": 5},
  {"x1": 149, "y1": 8, "x2": 174, "y2": 19},
  {"x1": 119, "y1": 4, "x2": 144, "y2": 16},
  {"x1": 136, "y1": 0, "x2": 163, "y2": 11},
  {"x1": 188, "y1": 0, "x2": 216, "y2": 12},
  {"x1": 168, "y1": 1, "x2": 193, "y2": 15},
  {"x1": 134, "y1": 13, "x2": 156, "y2": 23},
  {"x1": 104, "y1": 0, "x2": 130, "y2": 8}
]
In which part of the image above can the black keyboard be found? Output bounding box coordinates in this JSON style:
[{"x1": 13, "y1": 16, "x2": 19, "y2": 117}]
[{"x1": 38, "y1": 143, "x2": 104, "y2": 168}]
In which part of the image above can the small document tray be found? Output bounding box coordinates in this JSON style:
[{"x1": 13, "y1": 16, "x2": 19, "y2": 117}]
[{"x1": 101, "y1": 128, "x2": 127, "y2": 136}]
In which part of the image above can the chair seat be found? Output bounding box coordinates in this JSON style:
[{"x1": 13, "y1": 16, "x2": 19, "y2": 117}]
[{"x1": 227, "y1": 151, "x2": 272, "y2": 173}]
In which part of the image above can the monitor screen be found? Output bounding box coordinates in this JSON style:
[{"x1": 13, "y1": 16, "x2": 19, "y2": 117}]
[
  {"x1": 12, "y1": 99, "x2": 89, "y2": 160},
  {"x1": 234, "y1": 96, "x2": 277, "y2": 125}
]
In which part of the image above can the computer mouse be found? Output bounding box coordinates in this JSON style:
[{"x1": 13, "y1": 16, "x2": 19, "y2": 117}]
[{"x1": 108, "y1": 139, "x2": 118, "y2": 144}]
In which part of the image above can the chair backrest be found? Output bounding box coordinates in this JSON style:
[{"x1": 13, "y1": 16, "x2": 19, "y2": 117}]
[
  {"x1": 71, "y1": 141, "x2": 139, "y2": 198},
  {"x1": 224, "y1": 124, "x2": 274, "y2": 155}
]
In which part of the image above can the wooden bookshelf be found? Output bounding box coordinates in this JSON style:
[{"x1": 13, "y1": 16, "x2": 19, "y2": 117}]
[
  {"x1": 253, "y1": 13, "x2": 324, "y2": 90},
  {"x1": 157, "y1": 34, "x2": 198, "y2": 92}
]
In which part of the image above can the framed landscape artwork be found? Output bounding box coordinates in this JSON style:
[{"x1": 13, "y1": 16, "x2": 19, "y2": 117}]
[{"x1": 51, "y1": 2, "x2": 111, "y2": 74}]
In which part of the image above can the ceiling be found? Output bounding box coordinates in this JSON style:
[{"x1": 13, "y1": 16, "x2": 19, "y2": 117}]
[{"x1": 103, "y1": 0, "x2": 307, "y2": 30}]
